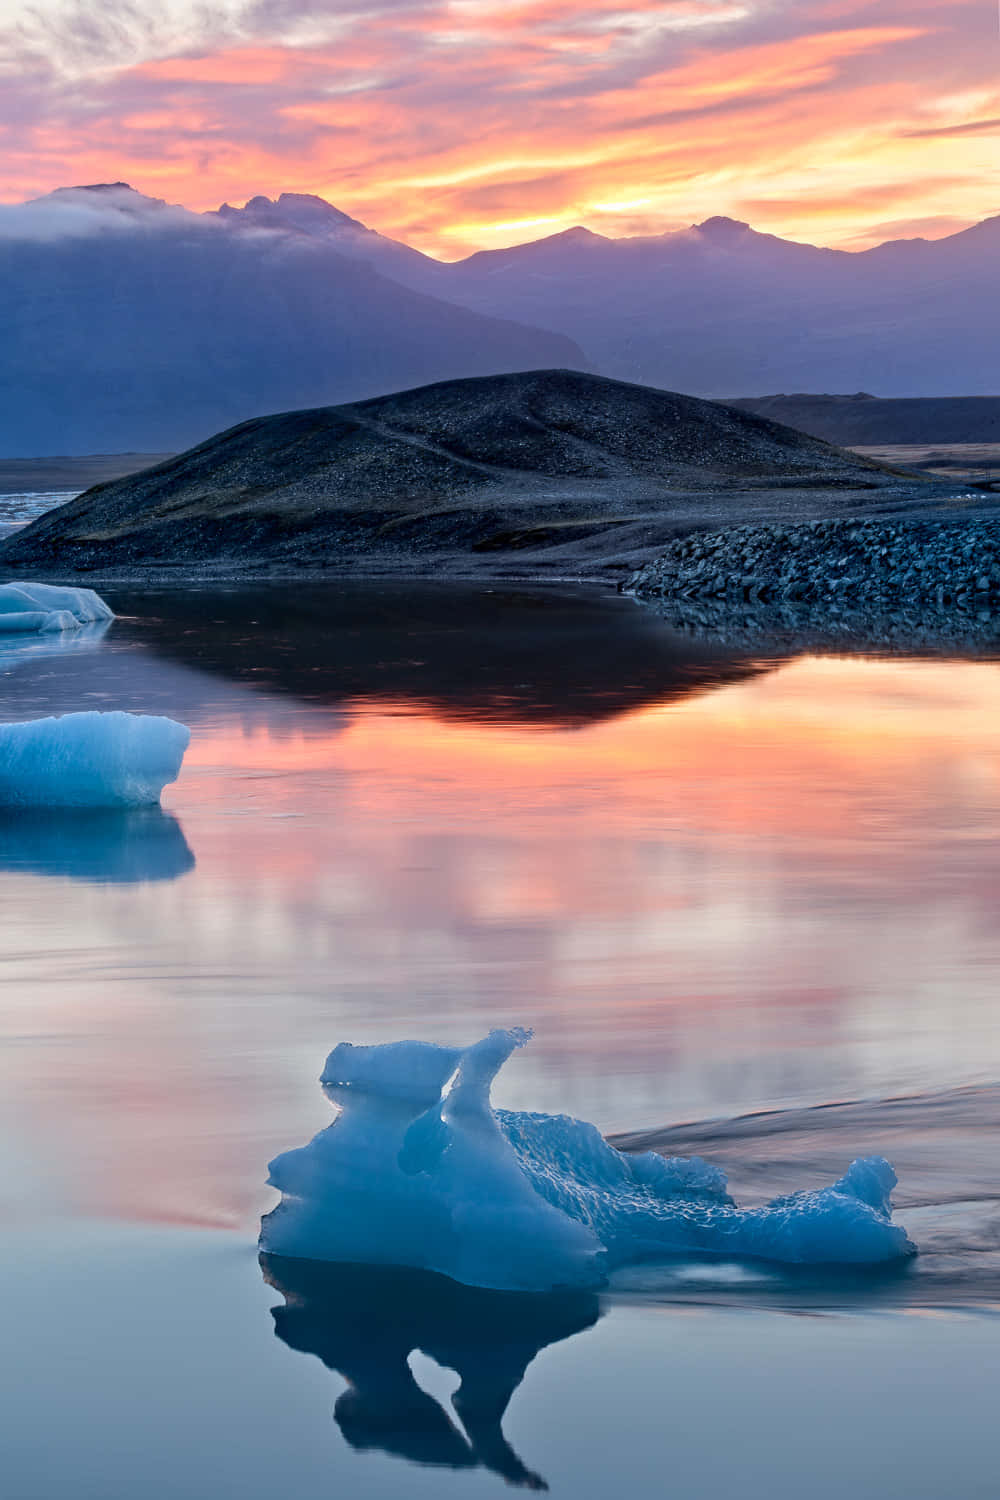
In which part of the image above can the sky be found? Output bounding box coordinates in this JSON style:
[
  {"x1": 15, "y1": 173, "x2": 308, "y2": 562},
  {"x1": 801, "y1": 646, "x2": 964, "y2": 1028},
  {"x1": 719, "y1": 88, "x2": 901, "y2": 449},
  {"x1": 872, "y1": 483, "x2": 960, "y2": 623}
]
[{"x1": 0, "y1": 0, "x2": 998, "y2": 257}]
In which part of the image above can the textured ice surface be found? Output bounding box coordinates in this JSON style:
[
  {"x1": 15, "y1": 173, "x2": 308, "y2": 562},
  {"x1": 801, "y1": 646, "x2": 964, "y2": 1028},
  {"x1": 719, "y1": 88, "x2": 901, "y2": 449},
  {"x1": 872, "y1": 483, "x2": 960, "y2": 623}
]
[
  {"x1": 0, "y1": 711, "x2": 190, "y2": 808},
  {"x1": 260, "y1": 1028, "x2": 916, "y2": 1291},
  {"x1": 0, "y1": 581, "x2": 113, "y2": 633}
]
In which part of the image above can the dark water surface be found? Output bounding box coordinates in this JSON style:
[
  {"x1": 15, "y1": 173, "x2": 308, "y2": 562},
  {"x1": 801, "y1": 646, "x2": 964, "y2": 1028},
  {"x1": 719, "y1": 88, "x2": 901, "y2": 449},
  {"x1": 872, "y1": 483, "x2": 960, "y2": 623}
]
[{"x1": 2, "y1": 583, "x2": 999, "y2": 1497}]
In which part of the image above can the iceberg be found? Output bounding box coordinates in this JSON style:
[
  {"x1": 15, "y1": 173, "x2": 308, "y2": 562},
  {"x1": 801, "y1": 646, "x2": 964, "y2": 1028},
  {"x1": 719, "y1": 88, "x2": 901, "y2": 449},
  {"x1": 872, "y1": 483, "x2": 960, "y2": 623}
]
[
  {"x1": 0, "y1": 581, "x2": 114, "y2": 634},
  {"x1": 260, "y1": 1028, "x2": 916, "y2": 1292},
  {"x1": 0, "y1": 711, "x2": 190, "y2": 808}
]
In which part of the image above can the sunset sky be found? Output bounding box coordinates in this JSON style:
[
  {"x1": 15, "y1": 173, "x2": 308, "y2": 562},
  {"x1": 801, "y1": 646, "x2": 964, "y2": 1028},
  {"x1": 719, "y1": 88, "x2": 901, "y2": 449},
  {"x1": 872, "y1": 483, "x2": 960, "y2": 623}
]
[{"x1": 1, "y1": 0, "x2": 998, "y2": 257}]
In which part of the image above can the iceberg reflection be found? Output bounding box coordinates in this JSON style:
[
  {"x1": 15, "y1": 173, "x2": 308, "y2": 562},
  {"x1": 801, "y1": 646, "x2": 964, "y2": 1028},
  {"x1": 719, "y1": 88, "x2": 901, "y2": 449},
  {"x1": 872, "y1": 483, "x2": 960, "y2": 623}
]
[
  {"x1": 261, "y1": 1254, "x2": 600, "y2": 1489},
  {"x1": 0, "y1": 806, "x2": 195, "y2": 883},
  {"x1": 0, "y1": 618, "x2": 110, "y2": 668}
]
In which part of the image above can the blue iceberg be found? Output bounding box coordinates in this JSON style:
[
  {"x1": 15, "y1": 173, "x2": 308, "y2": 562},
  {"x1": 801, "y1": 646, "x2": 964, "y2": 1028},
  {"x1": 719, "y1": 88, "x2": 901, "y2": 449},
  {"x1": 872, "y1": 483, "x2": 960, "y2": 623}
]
[
  {"x1": 0, "y1": 581, "x2": 114, "y2": 633},
  {"x1": 0, "y1": 710, "x2": 190, "y2": 808},
  {"x1": 260, "y1": 1028, "x2": 916, "y2": 1292}
]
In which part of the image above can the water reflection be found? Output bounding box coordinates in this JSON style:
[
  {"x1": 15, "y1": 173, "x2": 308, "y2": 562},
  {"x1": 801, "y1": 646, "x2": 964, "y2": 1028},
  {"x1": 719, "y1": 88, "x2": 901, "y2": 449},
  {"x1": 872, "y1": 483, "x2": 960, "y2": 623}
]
[
  {"x1": 0, "y1": 618, "x2": 110, "y2": 672},
  {"x1": 0, "y1": 806, "x2": 194, "y2": 884},
  {"x1": 101, "y1": 582, "x2": 777, "y2": 729},
  {"x1": 3, "y1": 587, "x2": 1000, "y2": 1235},
  {"x1": 261, "y1": 1254, "x2": 600, "y2": 1488}
]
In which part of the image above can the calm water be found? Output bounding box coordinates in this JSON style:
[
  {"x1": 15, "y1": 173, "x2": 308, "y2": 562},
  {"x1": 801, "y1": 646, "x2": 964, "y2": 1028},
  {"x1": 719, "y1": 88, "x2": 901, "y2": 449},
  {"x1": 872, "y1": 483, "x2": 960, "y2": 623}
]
[
  {"x1": 3, "y1": 583, "x2": 999, "y2": 1497},
  {"x1": 0, "y1": 490, "x2": 76, "y2": 535}
]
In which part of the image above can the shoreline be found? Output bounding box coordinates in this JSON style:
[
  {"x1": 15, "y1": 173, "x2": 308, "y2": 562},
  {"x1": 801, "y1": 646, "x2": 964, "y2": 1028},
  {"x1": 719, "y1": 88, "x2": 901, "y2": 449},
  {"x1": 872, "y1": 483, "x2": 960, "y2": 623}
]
[
  {"x1": 626, "y1": 512, "x2": 1000, "y2": 650},
  {"x1": 7, "y1": 506, "x2": 1000, "y2": 653},
  {"x1": 625, "y1": 513, "x2": 1000, "y2": 608}
]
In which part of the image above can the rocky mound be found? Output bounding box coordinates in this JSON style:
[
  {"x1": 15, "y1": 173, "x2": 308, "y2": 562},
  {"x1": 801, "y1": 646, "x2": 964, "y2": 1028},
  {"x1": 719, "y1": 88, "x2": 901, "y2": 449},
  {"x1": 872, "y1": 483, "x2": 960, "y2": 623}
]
[
  {"x1": 0, "y1": 370, "x2": 928, "y2": 578},
  {"x1": 627, "y1": 516, "x2": 1000, "y2": 612}
]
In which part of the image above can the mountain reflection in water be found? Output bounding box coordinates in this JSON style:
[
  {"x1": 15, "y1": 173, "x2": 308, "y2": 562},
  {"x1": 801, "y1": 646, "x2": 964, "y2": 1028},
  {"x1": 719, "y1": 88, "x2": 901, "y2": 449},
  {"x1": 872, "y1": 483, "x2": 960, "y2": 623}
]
[
  {"x1": 101, "y1": 582, "x2": 777, "y2": 729},
  {"x1": 261, "y1": 1254, "x2": 600, "y2": 1489}
]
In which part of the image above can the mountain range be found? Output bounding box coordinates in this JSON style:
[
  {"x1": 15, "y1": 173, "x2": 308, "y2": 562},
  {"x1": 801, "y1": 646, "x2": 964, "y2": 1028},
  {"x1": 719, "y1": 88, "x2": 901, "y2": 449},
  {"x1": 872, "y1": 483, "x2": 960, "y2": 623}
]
[
  {"x1": 0, "y1": 185, "x2": 582, "y2": 456},
  {"x1": 219, "y1": 192, "x2": 1000, "y2": 403},
  {"x1": 1, "y1": 182, "x2": 998, "y2": 455}
]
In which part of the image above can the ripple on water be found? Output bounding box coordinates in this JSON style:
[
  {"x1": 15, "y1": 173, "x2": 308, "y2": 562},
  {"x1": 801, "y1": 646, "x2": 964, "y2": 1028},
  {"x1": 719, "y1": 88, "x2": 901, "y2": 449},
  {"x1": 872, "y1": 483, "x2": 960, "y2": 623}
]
[
  {"x1": 0, "y1": 491, "x2": 76, "y2": 535},
  {"x1": 613, "y1": 1084, "x2": 1000, "y2": 1308}
]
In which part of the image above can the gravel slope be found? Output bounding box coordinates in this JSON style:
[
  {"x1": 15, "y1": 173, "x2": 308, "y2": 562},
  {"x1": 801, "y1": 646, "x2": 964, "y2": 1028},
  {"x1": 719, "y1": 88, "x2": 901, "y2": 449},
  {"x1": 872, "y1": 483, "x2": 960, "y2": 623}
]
[{"x1": 0, "y1": 370, "x2": 934, "y2": 580}]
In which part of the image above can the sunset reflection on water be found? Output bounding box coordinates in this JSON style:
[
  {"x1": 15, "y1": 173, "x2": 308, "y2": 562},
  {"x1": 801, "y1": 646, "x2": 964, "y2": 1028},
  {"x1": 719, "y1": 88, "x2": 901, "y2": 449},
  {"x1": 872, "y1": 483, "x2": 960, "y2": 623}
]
[{"x1": 2, "y1": 602, "x2": 1000, "y2": 1236}]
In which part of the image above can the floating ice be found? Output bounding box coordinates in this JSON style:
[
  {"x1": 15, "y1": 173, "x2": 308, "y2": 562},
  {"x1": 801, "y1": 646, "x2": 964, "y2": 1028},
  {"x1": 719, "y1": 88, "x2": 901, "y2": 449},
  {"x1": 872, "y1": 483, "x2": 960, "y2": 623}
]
[
  {"x1": 0, "y1": 711, "x2": 190, "y2": 808},
  {"x1": 0, "y1": 581, "x2": 114, "y2": 634},
  {"x1": 261, "y1": 1028, "x2": 916, "y2": 1292}
]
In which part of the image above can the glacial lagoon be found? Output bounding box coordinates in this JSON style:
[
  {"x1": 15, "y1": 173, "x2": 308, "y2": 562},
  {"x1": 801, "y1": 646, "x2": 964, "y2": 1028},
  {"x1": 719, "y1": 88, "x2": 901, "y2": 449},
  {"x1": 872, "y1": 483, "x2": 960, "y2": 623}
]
[{"x1": 2, "y1": 582, "x2": 999, "y2": 1498}]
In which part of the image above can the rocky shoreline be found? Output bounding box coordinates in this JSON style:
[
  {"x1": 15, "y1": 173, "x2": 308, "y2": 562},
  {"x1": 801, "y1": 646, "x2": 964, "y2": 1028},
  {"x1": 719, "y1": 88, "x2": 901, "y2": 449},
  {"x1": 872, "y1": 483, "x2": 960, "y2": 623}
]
[{"x1": 626, "y1": 514, "x2": 1000, "y2": 614}]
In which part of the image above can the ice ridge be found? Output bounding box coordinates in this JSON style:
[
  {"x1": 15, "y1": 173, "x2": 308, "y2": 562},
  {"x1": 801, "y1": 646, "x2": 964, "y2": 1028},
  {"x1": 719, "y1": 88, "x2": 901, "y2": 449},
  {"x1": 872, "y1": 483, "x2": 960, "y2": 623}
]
[
  {"x1": 0, "y1": 710, "x2": 190, "y2": 807},
  {"x1": 260, "y1": 1028, "x2": 916, "y2": 1292}
]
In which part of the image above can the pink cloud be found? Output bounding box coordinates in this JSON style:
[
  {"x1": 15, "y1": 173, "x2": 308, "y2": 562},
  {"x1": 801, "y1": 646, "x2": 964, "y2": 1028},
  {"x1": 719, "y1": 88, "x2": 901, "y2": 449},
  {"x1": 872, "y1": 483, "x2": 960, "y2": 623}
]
[{"x1": 0, "y1": 0, "x2": 995, "y2": 254}]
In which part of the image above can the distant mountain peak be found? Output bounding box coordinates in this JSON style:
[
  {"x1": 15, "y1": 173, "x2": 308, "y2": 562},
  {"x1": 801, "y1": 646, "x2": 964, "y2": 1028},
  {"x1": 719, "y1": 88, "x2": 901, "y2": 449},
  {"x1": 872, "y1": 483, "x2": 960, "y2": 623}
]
[
  {"x1": 278, "y1": 192, "x2": 362, "y2": 222},
  {"x1": 217, "y1": 192, "x2": 371, "y2": 236},
  {"x1": 693, "y1": 215, "x2": 754, "y2": 240},
  {"x1": 525, "y1": 225, "x2": 610, "y2": 249},
  {"x1": 55, "y1": 181, "x2": 135, "y2": 194},
  {"x1": 35, "y1": 182, "x2": 170, "y2": 215}
]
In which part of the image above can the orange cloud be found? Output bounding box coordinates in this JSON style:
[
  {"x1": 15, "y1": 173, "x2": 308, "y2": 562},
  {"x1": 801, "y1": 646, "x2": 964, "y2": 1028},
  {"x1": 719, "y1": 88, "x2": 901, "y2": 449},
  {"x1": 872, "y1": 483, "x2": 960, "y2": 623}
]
[{"x1": 0, "y1": 0, "x2": 995, "y2": 254}]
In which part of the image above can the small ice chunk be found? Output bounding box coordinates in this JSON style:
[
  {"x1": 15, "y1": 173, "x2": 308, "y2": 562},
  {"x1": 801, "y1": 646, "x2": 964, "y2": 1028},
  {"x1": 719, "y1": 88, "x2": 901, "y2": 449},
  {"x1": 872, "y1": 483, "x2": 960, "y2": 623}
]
[
  {"x1": 0, "y1": 581, "x2": 114, "y2": 633},
  {"x1": 260, "y1": 1028, "x2": 916, "y2": 1293},
  {"x1": 0, "y1": 710, "x2": 190, "y2": 808}
]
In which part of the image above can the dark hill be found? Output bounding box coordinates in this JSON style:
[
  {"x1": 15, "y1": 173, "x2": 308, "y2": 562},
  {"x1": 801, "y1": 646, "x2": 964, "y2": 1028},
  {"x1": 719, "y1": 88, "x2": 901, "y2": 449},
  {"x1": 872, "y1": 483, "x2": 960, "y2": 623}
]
[
  {"x1": 0, "y1": 370, "x2": 934, "y2": 580},
  {"x1": 729, "y1": 394, "x2": 1000, "y2": 446}
]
